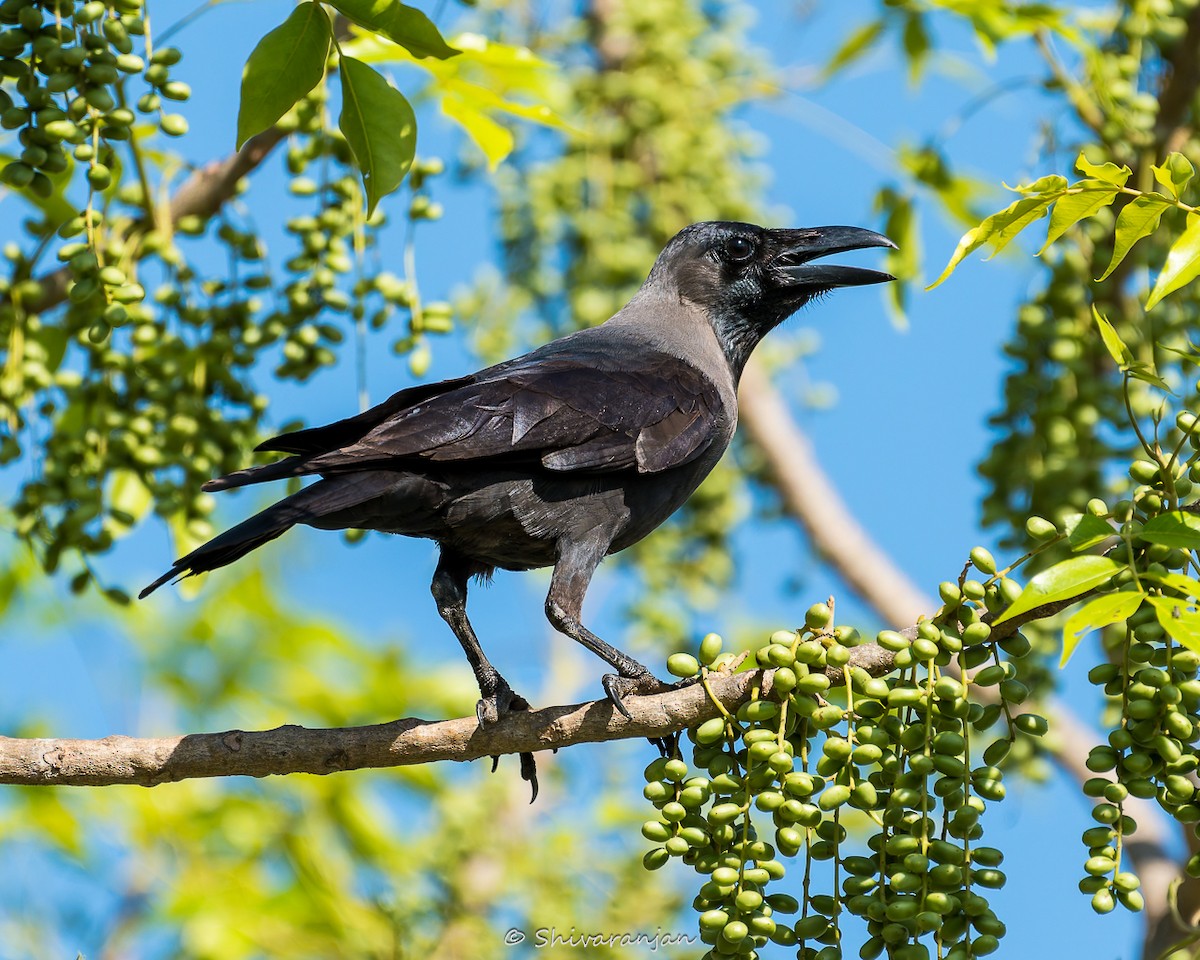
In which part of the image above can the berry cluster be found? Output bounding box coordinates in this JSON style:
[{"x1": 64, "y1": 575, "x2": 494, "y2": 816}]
[{"x1": 649, "y1": 553, "x2": 1046, "y2": 959}]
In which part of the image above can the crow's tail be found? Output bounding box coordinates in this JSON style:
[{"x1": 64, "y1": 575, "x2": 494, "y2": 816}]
[{"x1": 138, "y1": 474, "x2": 392, "y2": 599}]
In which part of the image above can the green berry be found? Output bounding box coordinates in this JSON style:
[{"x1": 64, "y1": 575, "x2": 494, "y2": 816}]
[{"x1": 667, "y1": 652, "x2": 699, "y2": 678}]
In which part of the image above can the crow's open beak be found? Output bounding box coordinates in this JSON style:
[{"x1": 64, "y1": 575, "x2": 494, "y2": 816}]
[{"x1": 771, "y1": 226, "x2": 897, "y2": 289}]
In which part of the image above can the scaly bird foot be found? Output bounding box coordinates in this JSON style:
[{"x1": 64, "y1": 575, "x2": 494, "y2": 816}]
[
  {"x1": 476, "y1": 679, "x2": 530, "y2": 726},
  {"x1": 602, "y1": 670, "x2": 673, "y2": 720}
]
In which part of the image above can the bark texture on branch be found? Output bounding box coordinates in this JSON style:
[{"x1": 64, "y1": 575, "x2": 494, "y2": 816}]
[{"x1": 0, "y1": 670, "x2": 757, "y2": 787}]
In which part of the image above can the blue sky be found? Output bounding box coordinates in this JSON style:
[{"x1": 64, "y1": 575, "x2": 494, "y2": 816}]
[{"x1": 1, "y1": 1, "x2": 1147, "y2": 957}]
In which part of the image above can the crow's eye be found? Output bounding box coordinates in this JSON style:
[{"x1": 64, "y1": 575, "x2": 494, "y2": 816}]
[{"x1": 724, "y1": 236, "x2": 755, "y2": 262}]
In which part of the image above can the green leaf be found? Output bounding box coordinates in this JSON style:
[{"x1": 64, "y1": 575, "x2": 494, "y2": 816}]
[
  {"x1": 1137, "y1": 510, "x2": 1200, "y2": 550},
  {"x1": 329, "y1": 0, "x2": 458, "y2": 59},
  {"x1": 1151, "y1": 152, "x2": 1194, "y2": 201},
  {"x1": 902, "y1": 13, "x2": 929, "y2": 83},
  {"x1": 1039, "y1": 181, "x2": 1119, "y2": 252},
  {"x1": 236, "y1": 2, "x2": 331, "y2": 149},
  {"x1": 1076, "y1": 151, "x2": 1131, "y2": 187},
  {"x1": 875, "y1": 187, "x2": 921, "y2": 330},
  {"x1": 928, "y1": 191, "x2": 1061, "y2": 289},
  {"x1": 338, "y1": 56, "x2": 416, "y2": 216},
  {"x1": 1063, "y1": 510, "x2": 1116, "y2": 551},
  {"x1": 1146, "y1": 212, "x2": 1200, "y2": 310},
  {"x1": 1142, "y1": 569, "x2": 1200, "y2": 598},
  {"x1": 1061, "y1": 590, "x2": 1144, "y2": 666},
  {"x1": 1160, "y1": 339, "x2": 1200, "y2": 368},
  {"x1": 992, "y1": 555, "x2": 1123, "y2": 626},
  {"x1": 821, "y1": 19, "x2": 885, "y2": 79},
  {"x1": 1098, "y1": 193, "x2": 1171, "y2": 280},
  {"x1": 1091, "y1": 304, "x2": 1132, "y2": 366},
  {"x1": 1147, "y1": 596, "x2": 1200, "y2": 654},
  {"x1": 1125, "y1": 360, "x2": 1173, "y2": 393}
]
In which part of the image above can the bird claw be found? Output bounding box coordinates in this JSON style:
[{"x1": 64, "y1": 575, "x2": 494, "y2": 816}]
[
  {"x1": 478, "y1": 680, "x2": 539, "y2": 802},
  {"x1": 602, "y1": 671, "x2": 672, "y2": 719},
  {"x1": 476, "y1": 680, "x2": 531, "y2": 726},
  {"x1": 648, "y1": 732, "x2": 680, "y2": 759}
]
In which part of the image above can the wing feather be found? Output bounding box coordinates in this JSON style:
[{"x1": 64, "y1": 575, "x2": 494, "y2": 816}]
[{"x1": 262, "y1": 352, "x2": 728, "y2": 480}]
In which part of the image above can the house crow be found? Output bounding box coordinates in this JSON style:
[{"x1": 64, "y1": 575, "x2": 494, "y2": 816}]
[{"x1": 141, "y1": 220, "x2": 895, "y2": 797}]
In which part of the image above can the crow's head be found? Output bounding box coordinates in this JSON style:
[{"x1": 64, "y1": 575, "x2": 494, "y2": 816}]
[{"x1": 646, "y1": 221, "x2": 895, "y2": 371}]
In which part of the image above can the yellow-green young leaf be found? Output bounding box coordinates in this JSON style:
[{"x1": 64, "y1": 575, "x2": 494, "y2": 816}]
[
  {"x1": 1160, "y1": 339, "x2": 1200, "y2": 368},
  {"x1": 1147, "y1": 596, "x2": 1200, "y2": 654},
  {"x1": 1040, "y1": 181, "x2": 1119, "y2": 252},
  {"x1": 1137, "y1": 510, "x2": 1200, "y2": 550},
  {"x1": 1076, "y1": 151, "x2": 1132, "y2": 186},
  {"x1": 1142, "y1": 569, "x2": 1200, "y2": 598},
  {"x1": 22, "y1": 792, "x2": 84, "y2": 855},
  {"x1": 107, "y1": 468, "x2": 152, "y2": 530},
  {"x1": 992, "y1": 555, "x2": 1123, "y2": 626},
  {"x1": 329, "y1": 0, "x2": 458, "y2": 59},
  {"x1": 1146, "y1": 213, "x2": 1200, "y2": 310},
  {"x1": 441, "y1": 93, "x2": 512, "y2": 170},
  {"x1": 236, "y1": 2, "x2": 331, "y2": 149},
  {"x1": 1061, "y1": 590, "x2": 1144, "y2": 666},
  {"x1": 1091, "y1": 304, "x2": 1133, "y2": 366},
  {"x1": 1151, "y1": 152, "x2": 1195, "y2": 201},
  {"x1": 821, "y1": 18, "x2": 886, "y2": 79},
  {"x1": 1099, "y1": 193, "x2": 1171, "y2": 280},
  {"x1": 343, "y1": 32, "x2": 565, "y2": 169},
  {"x1": 1063, "y1": 509, "x2": 1116, "y2": 551},
  {"x1": 1008, "y1": 174, "x2": 1069, "y2": 196},
  {"x1": 338, "y1": 57, "x2": 416, "y2": 216},
  {"x1": 1125, "y1": 360, "x2": 1173, "y2": 393},
  {"x1": 928, "y1": 191, "x2": 1061, "y2": 289}
]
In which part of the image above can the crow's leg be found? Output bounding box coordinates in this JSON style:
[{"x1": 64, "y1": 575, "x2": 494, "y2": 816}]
[
  {"x1": 431, "y1": 550, "x2": 538, "y2": 799},
  {"x1": 545, "y1": 538, "x2": 671, "y2": 719}
]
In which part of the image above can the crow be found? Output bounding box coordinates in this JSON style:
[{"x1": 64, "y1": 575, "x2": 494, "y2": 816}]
[{"x1": 141, "y1": 220, "x2": 894, "y2": 796}]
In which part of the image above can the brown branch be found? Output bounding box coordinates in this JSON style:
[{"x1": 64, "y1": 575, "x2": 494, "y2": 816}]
[
  {"x1": 739, "y1": 361, "x2": 932, "y2": 626},
  {"x1": 1155, "y1": 3, "x2": 1200, "y2": 157},
  {"x1": 166, "y1": 127, "x2": 288, "y2": 224},
  {"x1": 0, "y1": 670, "x2": 757, "y2": 787},
  {"x1": 26, "y1": 126, "x2": 288, "y2": 314}
]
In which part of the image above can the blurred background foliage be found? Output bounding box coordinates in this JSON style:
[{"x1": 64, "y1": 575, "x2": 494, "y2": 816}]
[{"x1": 1, "y1": 0, "x2": 1199, "y2": 956}]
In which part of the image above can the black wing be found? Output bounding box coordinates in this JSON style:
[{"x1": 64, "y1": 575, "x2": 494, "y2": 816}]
[
  {"x1": 205, "y1": 349, "x2": 727, "y2": 492},
  {"x1": 254, "y1": 374, "x2": 477, "y2": 455},
  {"x1": 306, "y1": 351, "x2": 726, "y2": 476}
]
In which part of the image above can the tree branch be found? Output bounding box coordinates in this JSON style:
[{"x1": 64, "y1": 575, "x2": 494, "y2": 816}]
[
  {"x1": 0, "y1": 670, "x2": 757, "y2": 787},
  {"x1": 739, "y1": 361, "x2": 931, "y2": 627}
]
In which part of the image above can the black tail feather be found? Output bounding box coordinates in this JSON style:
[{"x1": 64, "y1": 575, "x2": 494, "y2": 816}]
[
  {"x1": 138, "y1": 498, "x2": 301, "y2": 598},
  {"x1": 201, "y1": 455, "x2": 313, "y2": 493},
  {"x1": 139, "y1": 473, "x2": 403, "y2": 599}
]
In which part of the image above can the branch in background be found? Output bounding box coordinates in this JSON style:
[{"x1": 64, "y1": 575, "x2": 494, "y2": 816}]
[
  {"x1": 1155, "y1": 5, "x2": 1200, "y2": 156},
  {"x1": 26, "y1": 126, "x2": 288, "y2": 314},
  {"x1": 0, "y1": 670, "x2": 757, "y2": 787}
]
